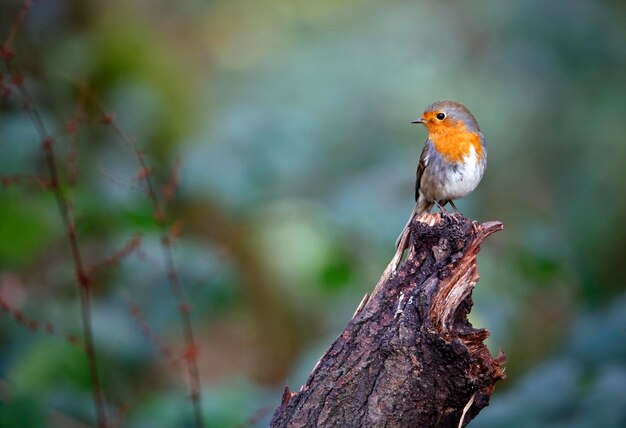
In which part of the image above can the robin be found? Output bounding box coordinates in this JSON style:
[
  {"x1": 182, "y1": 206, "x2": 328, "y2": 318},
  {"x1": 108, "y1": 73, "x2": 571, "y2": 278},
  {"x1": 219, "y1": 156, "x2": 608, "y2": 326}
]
[{"x1": 392, "y1": 100, "x2": 487, "y2": 270}]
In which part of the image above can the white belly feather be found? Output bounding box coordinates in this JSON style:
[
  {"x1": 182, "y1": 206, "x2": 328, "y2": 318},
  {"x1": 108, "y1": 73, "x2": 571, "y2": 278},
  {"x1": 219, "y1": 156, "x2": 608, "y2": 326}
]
[
  {"x1": 420, "y1": 144, "x2": 485, "y2": 202},
  {"x1": 441, "y1": 145, "x2": 483, "y2": 200}
]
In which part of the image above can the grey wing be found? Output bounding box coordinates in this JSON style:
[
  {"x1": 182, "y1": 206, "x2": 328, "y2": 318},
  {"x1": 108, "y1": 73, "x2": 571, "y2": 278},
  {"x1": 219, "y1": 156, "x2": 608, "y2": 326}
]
[{"x1": 415, "y1": 142, "x2": 430, "y2": 201}]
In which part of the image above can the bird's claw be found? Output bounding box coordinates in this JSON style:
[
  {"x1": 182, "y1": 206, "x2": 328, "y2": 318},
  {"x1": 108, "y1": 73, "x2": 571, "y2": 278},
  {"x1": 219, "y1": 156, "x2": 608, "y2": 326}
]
[{"x1": 440, "y1": 210, "x2": 461, "y2": 223}]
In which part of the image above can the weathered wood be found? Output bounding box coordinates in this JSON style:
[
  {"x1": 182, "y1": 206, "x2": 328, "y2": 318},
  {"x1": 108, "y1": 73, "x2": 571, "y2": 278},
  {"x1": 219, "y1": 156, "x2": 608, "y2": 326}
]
[{"x1": 270, "y1": 213, "x2": 505, "y2": 428}]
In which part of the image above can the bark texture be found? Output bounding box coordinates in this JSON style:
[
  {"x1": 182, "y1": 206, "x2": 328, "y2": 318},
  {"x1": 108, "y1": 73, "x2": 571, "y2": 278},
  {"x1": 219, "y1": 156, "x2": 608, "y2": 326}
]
[{"x1": 270, "y1": 213, "x2": 506, "y2": 428}]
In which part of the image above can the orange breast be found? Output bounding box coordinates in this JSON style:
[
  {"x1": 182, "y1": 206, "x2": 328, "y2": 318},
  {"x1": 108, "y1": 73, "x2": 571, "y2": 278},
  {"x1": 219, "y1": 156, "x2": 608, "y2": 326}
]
[{"x1": 429, "y1": 122, "x2": 482, "y2": 163}]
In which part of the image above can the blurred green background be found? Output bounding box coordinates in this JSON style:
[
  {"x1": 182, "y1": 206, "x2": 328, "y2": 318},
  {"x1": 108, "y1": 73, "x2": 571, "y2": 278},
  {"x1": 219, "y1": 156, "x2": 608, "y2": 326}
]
[{"x1": 1, "y1": 0, "x2": 626, "y2": 426}]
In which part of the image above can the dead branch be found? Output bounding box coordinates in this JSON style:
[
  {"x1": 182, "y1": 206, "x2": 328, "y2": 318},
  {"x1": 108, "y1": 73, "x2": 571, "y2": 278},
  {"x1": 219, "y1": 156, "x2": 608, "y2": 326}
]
[{"x1": 271, "y1": 213, "x2": 505, "y2": 428}]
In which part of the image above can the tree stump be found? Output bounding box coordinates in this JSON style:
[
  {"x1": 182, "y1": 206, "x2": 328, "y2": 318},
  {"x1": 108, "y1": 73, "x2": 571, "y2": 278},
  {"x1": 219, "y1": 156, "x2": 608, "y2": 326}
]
[{"x1": 270, "y1": 213, "x2": 506, "y2": 428}]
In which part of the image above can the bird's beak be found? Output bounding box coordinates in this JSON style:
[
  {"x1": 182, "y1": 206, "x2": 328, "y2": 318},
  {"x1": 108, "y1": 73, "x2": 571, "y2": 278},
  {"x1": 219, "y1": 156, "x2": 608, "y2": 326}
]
[{"x1": 411, "y1": 117, "x2": 426, "y2": 124}]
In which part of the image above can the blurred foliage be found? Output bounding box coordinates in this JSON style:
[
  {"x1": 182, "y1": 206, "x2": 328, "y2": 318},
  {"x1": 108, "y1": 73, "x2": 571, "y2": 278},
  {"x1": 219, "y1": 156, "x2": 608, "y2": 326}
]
[{"x1": 1, "y1": 0, "x2": 625, "y2": 426}]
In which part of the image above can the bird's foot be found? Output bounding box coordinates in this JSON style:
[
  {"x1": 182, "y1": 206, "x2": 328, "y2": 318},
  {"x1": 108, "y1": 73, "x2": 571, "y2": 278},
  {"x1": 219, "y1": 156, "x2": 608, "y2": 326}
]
[
  {"x1": 436, "y1": 201, "x2": 461, "y2": 224},
  {"x1": 446, "y1": 200, "x2": 464, "y2": 222},
  {"x1": 440, "y1": 209, "x2": 461, "y2": 224}
]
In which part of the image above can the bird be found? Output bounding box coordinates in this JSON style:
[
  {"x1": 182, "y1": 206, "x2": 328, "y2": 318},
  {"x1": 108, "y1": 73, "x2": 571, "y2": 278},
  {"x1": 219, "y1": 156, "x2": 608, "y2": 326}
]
[{"x1": 393, "y1": 100, "x2": 487, "y2": 259}]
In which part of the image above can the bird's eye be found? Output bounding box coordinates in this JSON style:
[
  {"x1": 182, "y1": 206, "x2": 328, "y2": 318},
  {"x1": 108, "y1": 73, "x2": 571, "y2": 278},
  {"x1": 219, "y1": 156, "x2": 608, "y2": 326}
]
[{"x1": 436, "y1": 112, "x2": 446, "y2": 120}]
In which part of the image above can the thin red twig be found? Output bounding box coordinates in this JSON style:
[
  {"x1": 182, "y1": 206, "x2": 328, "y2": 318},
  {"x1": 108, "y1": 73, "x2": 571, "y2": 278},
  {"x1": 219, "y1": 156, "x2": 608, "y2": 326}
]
[
  {"x1": 126, "y1": 300, "x2": 182, "y2": 371},
  {"x1": 95, "y1": 100, "x2": 205, "y2": 428},
  {"x1": 1, "y1": 24, "x2": 109, "y2": 427},
  {"x1": 3, "y1": 3, "x2": 203, "y2": 425},
  {"x1": 64, "y1": 82, "x2": 88, "y2": 185},
  {"x1": 161, "y1": 159, "x2": 181, "y2": 204},
  {"x1": 0, "y1": 173, "x2": 52, "y2": 189},
  {"x1": 0, "y1": 296, "x2": 84, "y2": 349},
  {"x1": 87, "y1": 234, "x2": 142, "y2": 276},
  {"x1": 0, "y1": 0, "x2": 30, "y2": 60}
]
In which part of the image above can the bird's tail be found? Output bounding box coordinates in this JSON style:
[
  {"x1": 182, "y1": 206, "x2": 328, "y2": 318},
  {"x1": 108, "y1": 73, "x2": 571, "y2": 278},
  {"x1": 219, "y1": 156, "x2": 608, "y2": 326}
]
[{"x1": 395, "y1": 197, "x2": 432, "y2": 249}]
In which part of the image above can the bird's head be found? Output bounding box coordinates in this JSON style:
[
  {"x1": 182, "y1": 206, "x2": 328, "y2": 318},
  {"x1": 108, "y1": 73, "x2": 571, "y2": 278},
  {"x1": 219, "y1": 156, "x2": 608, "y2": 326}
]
[{"x1": 412, "y1": 100, "x2": 480, "y2": 136}]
